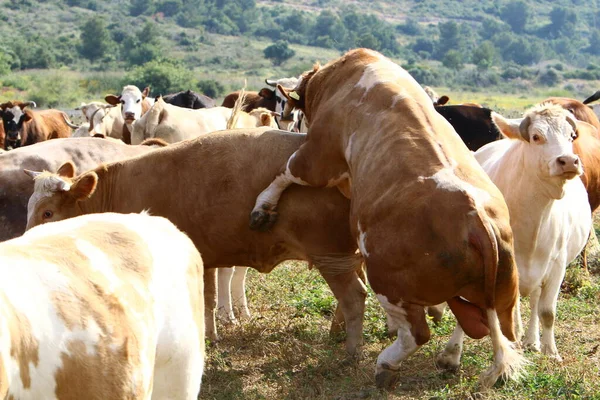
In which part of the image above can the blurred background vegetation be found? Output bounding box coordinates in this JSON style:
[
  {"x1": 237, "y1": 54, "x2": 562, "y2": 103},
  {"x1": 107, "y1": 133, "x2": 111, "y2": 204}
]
[{"x1": 2, "y1": 0, "x2": 600, "y2": 108}]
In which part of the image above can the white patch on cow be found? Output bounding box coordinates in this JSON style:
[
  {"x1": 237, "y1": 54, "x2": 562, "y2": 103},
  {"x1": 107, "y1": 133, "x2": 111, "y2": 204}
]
[
  {"x1": 8, "y1": 106, "x2": 23, "y2": 124},
  {"x1": 391, "y1": 93, "x2": 409, "y2": 108},
  {"x1": 345, "y1": 133, "x2": 355, "y2": 166},
  {"x1": 355, "y1": 57, "x2": 412, "y2": 93},
  {"x1": 375, "y1": 294, "x2": 419, "y2": 370},
  {"x1": 424, "y1": 165, "x2": 492, "y2": 209},
  {"x1": 357, "y1": 222, "x2": 370, "y2": 258}
]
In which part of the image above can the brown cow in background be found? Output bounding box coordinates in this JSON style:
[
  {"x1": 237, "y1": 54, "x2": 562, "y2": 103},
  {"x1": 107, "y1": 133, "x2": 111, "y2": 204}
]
[
  {"x1": 0, "y1": 101, "x2": 73, "y2": 150},
  {"x1": 221, "y1": 88, "x2": 277, "y2": 112}
]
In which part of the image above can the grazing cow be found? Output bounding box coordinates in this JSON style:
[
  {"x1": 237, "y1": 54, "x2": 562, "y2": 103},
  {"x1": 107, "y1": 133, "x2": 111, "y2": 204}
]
[
  {"x1": 434, "y1": 105, "x2": 502, "y2": 151},
  {"x1": 25, "y1": 128, "x2": 366, "y2": 355},
  {"x1": 1, "y1": 212, "x2": 204, "y2": 399},
  {"x1": 0, "y1": 101, "x2": 74, "y2": 150},
  {"x1": 439, "y1": 105, "x2": 591, "y2": 365},
  {"x1": 105, "y1": 85, "x2": 153, "y2": 144},
  {"x1": 0, "y1": 137, "x2": 162, "y2": 242},
  {"x1": 161, "y1": 89, "x2": 216, "y2": 109},
  {"x1": 131, "y1": 97, "x2": 277, "y2": 145},
  {"x1": 251, "y1": 48, "x2": 525, "y2": 388}
]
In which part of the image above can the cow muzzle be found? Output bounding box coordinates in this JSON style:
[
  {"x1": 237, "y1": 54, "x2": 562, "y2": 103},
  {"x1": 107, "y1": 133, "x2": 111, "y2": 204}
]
[
  {"x1": 124, "y1": 112, "x2": 136, "y2": 122},
  {"x1": 6, "y1": 131, "x2": 20, "y2": 141},
  {"x1": 554, "y1": 154, "x2": 582, "y2": 178}
]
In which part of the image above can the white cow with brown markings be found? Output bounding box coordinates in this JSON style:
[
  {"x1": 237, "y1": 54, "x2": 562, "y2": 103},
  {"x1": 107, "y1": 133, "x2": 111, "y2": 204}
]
[{"x1": 0, "y1": 212, "x2": 204, "y2": 399}]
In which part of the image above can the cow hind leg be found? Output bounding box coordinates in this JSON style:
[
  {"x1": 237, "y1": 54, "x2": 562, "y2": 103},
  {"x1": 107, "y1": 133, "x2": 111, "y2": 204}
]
[
  {"x1": 374, "y1": 300, "x2": 430, "y2": 389},
  {"x1": 319, "y1": 269, "x2": 367, "y2": 357},
  {"x1": 478, "y1": 309, "x2": 528, "y2": 389},
  {"x1": 231, "y1": 266, "x2": 251, "y2": 319},
  {"x1": 436, "y1": 324, "x2": 465, "y2": 372},
  {"x1": 250, "y1": 144, "x2": 348, "y2": 231}
]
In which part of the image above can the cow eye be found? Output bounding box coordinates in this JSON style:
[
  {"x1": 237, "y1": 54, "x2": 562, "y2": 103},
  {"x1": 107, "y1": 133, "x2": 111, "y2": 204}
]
[
  {"x1": 571, "y1": 131, "x2": 578, "y2": 141},
  {"x1": 136, "y1": 99, "x2": 141, "y2": 103},
  {"x1": 42, "y1": 210, "x2": 53, "y2": 219},
  {"x1": 120, "y1": 100, "x2": 125, "y2": 105},
  {"x1": 532, "y1": 134, "x2": 540, "y2": 142}
]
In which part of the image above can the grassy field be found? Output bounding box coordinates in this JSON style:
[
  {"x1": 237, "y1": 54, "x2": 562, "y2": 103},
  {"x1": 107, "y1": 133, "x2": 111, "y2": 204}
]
[{"x1": 200, "y1": 255, "x2": 600, "y2": 399}]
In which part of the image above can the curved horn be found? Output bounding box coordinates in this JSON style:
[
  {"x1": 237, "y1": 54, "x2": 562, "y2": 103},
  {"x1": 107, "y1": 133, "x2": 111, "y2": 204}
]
[
  {"x1": 583, "y1": 90, "x2": 600, "y2": 105},
  {"x1": 62, "y1": 113, "x2": 80, "y2": 129},
  {"x1": 20, "y1": 101, "x2": 36, "y2": 109},
  {"x1": 519, "y1": 115, "x2": 531, "y2": 142},
  {"x1": 265, "y1": 78, "x2": 277, "y2": 87}
]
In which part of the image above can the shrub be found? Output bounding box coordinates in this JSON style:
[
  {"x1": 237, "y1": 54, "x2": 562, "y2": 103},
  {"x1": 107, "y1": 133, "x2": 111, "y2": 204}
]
[{"x1": 124, "y1": 60, "x2": 195, "y2": 95}]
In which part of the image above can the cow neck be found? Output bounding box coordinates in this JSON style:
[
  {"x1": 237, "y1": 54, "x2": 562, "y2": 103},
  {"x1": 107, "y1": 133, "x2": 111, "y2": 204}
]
[
  {"x1": 77, "y1": 163, "x2": 123, "y2": 215},
  {"x1": 492, "y1": 142, "x2": 560, "y2": 236}
]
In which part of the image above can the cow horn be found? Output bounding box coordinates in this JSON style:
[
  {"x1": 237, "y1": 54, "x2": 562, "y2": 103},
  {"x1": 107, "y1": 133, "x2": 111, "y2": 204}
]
[
  {"x1": 22, "y1": 101, "x2": 36, "y2": 109},
  {"x1": 519, "y1": 115, "x2": 531, "y2": 142},
  {"x1": 265, "y1": 79, "x2": 276, "y2": 87}
]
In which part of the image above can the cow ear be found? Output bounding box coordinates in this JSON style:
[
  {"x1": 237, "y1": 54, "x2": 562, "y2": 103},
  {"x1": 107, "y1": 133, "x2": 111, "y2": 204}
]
[
  {"x1": 259, "y1": 88, "x2": 275, "y2": 99},
  {"x1": 56, "y1": 161, "x2": 76, "y2": 178},
  {"x1": 71, "y1": 172, "x2": 98, "y2": 200},
  {"x1": 575, "y1": 120, "x2": 598, "y2": 139},
  {"x1": 491, "y1": 112, "x2": 527, "y2": 141},
  {"x1": 142, "y1": 87, "x2": 150, "y2": 98},
  {"x1": 23, "y1": 112, "x2": 32, "y2": 122},
  {"x1": 276, "y1": 84, "x2": 292, "y2": 101},
  {"x1": 105, "y1": 95, "x2": 120, "y2": 105},
  {"x1": 436, "y1": 95, "x2": 450, "y2": 106}
]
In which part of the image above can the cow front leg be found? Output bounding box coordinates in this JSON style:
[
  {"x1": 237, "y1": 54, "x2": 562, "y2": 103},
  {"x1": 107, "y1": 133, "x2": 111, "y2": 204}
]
[
  {"x1": 250, "y1": 143, "x2": 349, "y2": 231},
  {"x1": 538, "y1": 263, "x2": 567, "y2": 361},
  {"x1": 523, "y1": 287, "x2": 541, "y2": 352},
  {"x1": 436, "y1": 324, "x2": 465, "y2": 372},
  {"x1": 204, "y1": 268, "x2": 219, "y2": 342},
  {"x1": 231, "y1": 266, "x2": 251, "y2": 319},
  {"x1": 217, "y1": 267, "x2": 237, "y2": 324},
  {"x1": 375, "y1": 299, "x2": 430, "y2": 389}
]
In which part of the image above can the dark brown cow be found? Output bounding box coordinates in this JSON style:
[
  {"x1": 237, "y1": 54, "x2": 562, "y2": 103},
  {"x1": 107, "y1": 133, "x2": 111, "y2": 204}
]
[
  {"x1": 0, "y1": 101, "x2": 73, "y2": 150},
  {"x1": 221, "y1": 88, "x2": 277, "y2": 112},
  {"x1": 0, "y1": 137, "x2": 162, "y2": 241},
  {"x1": 24, "y1": 128, "x2": 366, "y2": 357},
  {"x1": 250, "y1": 48, "x2": 525, "y2": 388}
]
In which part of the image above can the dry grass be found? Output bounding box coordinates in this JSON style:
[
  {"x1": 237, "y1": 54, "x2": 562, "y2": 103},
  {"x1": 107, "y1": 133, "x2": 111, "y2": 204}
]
[{"x1": 201, "y1": 257, "x2": 600, "y2": 399}]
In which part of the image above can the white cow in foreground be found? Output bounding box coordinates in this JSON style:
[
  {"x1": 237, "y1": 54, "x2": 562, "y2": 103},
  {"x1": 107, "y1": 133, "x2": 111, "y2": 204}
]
[
  {"x1": 437, "y1": 103, "x2": 592, "y2": 370},
  {"x1": 1, "y1": 212, "x2": 204, "y2": 399}
]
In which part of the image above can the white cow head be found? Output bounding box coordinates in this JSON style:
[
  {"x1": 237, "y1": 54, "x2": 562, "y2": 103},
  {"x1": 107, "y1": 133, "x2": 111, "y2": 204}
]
[
  {"x1": 492, "y1": 103, "x2": 587, "y2": 199},
  {"x1": 105, "y1": 85, "x2": 150, "y2": 128}
]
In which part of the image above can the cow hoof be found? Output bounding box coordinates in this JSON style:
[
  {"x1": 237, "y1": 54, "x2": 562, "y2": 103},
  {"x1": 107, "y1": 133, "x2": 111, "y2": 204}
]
[
  {"x1": 524, "y1": 342, "x2": 541, "y2": 353},
  {"x1": 375, "y1": 364, "x2": 399, "y2": 389},
  {"x1": 249, "y1": 208, "x2": 278, "y2": 231},
  {"x1": 435, "y1": 352, "x2": 460, "y2": 372}
]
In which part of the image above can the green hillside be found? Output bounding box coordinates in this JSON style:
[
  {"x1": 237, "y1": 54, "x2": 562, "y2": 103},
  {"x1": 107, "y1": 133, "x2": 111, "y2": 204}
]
[{"x1": 1, "y1": 0, "x2": 600, "y2": 110}]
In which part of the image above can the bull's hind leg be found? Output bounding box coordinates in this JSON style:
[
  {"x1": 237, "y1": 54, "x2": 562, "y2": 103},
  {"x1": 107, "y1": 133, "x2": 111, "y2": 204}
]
[
  {"x1": 250, "y1": 141, "x2": 348, "y2": 231},
  {"x1": 217, "y1": 267, "x2": 236, "y2": 324},
  {"x1": 231, "y1": 266, "x2": 251, "y2": 319},
  {"x1": 375, "y1": 299, "x2": 430, "y2": 389},
  {"x1": 204, "y1": 268, "x2": 218, "y2": 342}
]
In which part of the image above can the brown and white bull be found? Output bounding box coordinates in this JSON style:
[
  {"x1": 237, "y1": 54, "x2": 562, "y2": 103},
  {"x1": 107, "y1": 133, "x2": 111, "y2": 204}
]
[
  {"x1": 250, "y1": 48, "x2": 525, "y2": 388},
  {"x1": 478, "y1": 105, "x2": 590, "y2": 358},
  {"x1": 24, "y1": 129, "x2": 366, "y2": 355},
  {"x1": 0, "y1": 101, "x2": 74, "y2": 150},
  {"x1": 1, "y1": 212, "x2": 204, "y2": 399},
  {"x1": 0, "y1": 137, "x2": 161, "y2": 241},
  {"x1": 104, "y1": 85, "x2": 153, "y2": 144}
]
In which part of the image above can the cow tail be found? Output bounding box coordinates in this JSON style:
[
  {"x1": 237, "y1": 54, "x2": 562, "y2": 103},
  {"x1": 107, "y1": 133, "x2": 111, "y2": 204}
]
[{"x1": 470, "y1": 208, "x2": 528, "y2": 389}]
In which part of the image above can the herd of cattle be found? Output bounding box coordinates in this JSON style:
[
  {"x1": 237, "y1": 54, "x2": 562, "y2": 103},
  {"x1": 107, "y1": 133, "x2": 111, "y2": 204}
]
[{"x1": 0, "y1": 47, "x2": 599, "y2": 397}]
